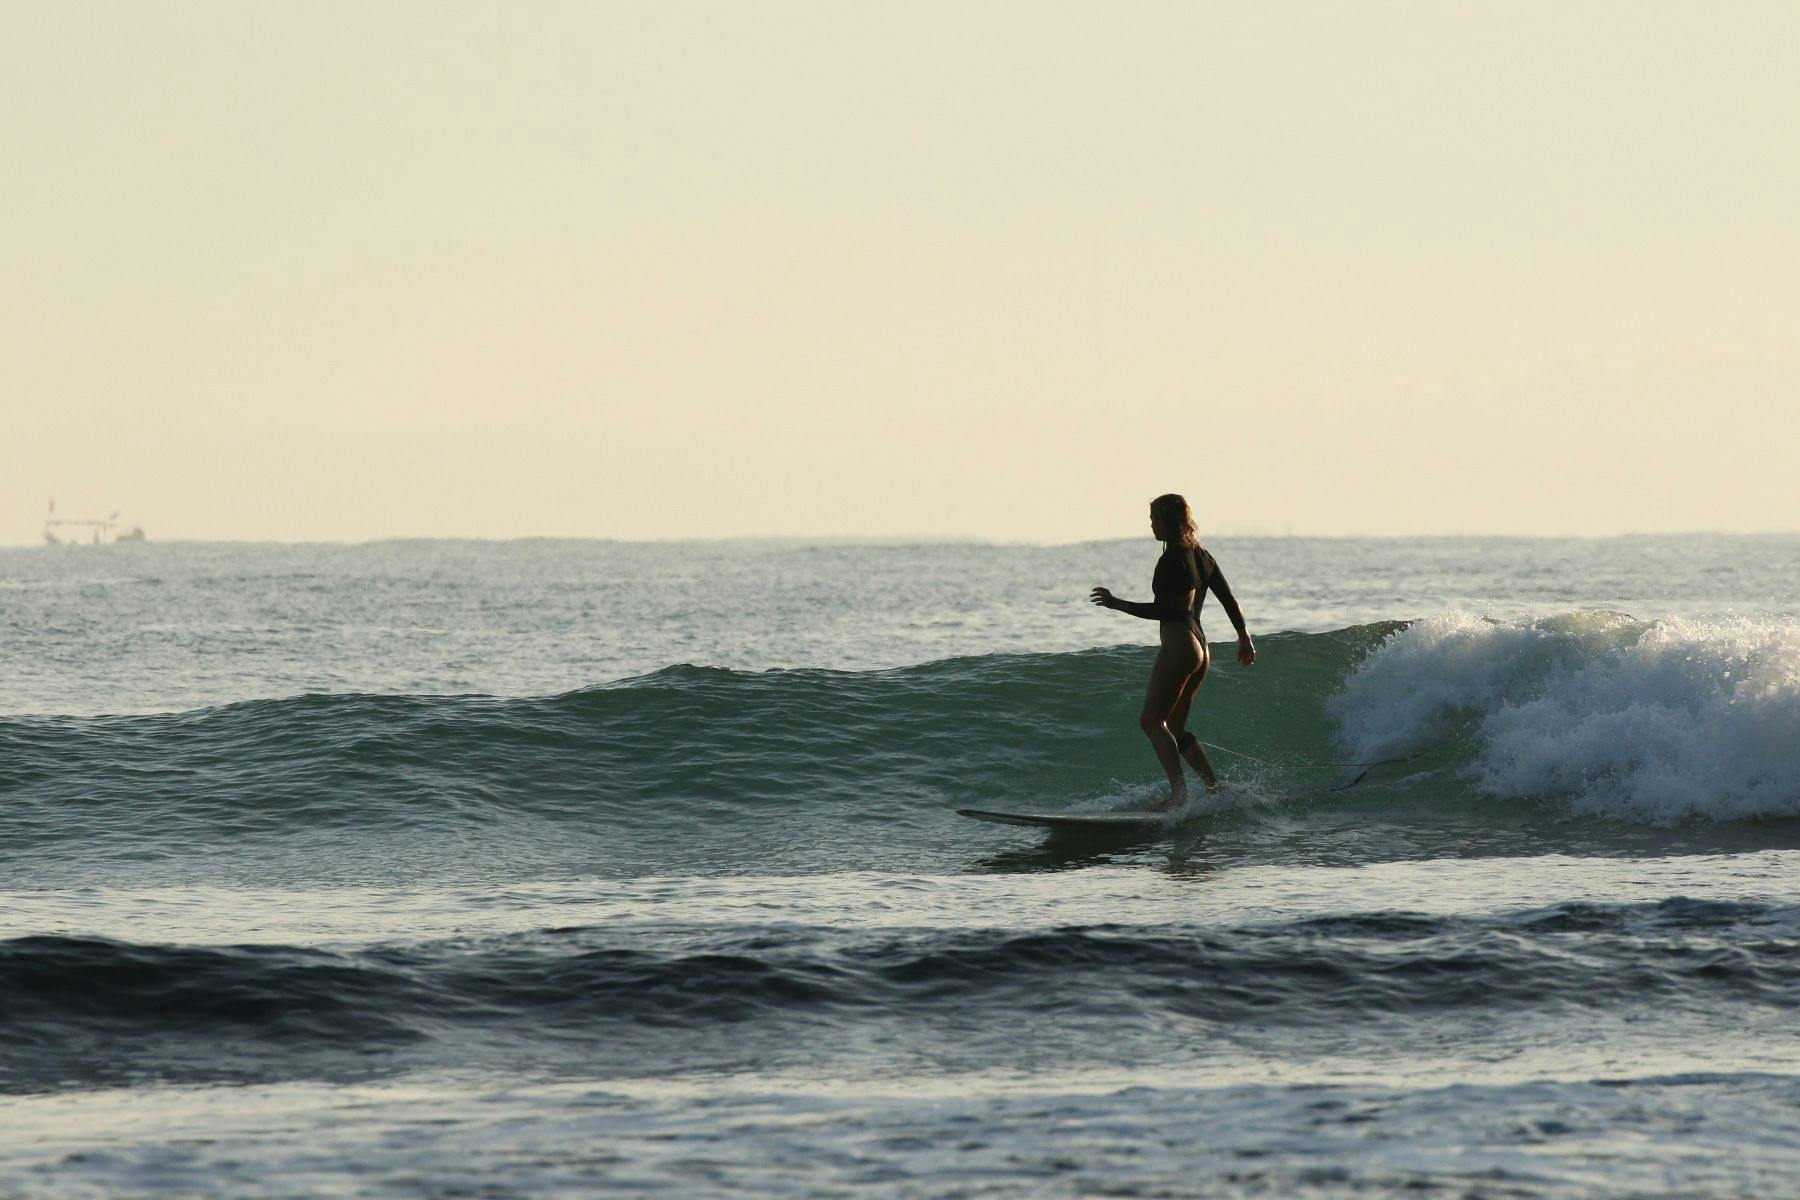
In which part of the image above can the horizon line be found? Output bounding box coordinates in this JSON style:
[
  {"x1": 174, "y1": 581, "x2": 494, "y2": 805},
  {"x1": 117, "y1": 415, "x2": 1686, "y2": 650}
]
[{"x1": 4, "y1": 528, "x2": 1799, "y2": 551}]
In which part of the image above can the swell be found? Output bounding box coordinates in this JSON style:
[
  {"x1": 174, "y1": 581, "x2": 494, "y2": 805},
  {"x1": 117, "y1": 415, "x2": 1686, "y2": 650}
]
[
  {"x1": 3, "y1": 613, "x2": 1797, "y2": 866},
  {"x1": 5, "y1": 897, "x2": 1795, "y2": 1092}
]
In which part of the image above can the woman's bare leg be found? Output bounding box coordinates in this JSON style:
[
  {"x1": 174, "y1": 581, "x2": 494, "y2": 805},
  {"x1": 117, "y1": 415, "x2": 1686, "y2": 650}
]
[
  {"x1": 1168, "y1": 646, "x2": 1218, "y2": 790},
  {"x1": 1141, "y1": 642, "x2": 1202, "y2": 811}
]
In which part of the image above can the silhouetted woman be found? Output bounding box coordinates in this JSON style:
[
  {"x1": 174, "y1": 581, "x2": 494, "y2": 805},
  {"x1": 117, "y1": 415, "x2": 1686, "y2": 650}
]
[{"x1": 1089, "y1": 494, "x2": 1255, "y2": 810}]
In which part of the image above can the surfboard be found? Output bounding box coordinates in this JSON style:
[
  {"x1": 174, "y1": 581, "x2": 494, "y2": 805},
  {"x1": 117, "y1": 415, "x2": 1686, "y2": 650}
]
[{"x1": 956, "y1": 808, "x2": 1175, "y2": 833}]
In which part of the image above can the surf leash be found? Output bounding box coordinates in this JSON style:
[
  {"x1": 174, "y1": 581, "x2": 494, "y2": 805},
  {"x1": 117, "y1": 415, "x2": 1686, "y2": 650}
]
[{"x1": 1195, "y1": 740, "x2": 1439, "y2": 792}]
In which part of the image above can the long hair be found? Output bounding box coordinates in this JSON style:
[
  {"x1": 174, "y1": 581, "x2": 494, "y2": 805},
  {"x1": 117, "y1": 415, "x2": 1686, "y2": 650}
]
[{"x1": 1150, "y1": 493, "x2": 1199, "y2": 549}]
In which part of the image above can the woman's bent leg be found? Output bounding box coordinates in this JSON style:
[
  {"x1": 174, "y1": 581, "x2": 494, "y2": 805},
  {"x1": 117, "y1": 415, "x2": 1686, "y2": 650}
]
[
  {"x1": 1167, "y1": 651, "x2": 1218, "y2": 790},
  {"x1": 1141, "y1": 644, "x2": 1201, "y2": 810},
  {"x1": 1179, "y1": 733, "x2": 1219, "y2": 791}
]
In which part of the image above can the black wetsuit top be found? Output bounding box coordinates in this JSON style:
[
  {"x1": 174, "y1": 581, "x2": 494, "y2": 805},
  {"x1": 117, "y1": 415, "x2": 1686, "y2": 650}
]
[{"x1": 1115, "y1": 545, "x2": 1247, "y2": 641}]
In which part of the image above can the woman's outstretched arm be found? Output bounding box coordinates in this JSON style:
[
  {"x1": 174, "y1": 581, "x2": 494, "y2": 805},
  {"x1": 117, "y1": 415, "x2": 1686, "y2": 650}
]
[{"x1": 1088, "y1": 587, "x2": 1182, "y2": 621}]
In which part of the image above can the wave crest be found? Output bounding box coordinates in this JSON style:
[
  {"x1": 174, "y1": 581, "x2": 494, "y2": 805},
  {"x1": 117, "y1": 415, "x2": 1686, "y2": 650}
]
[{"x1": 1332, "y1": 611, "x2": 1800, "y2": 822}]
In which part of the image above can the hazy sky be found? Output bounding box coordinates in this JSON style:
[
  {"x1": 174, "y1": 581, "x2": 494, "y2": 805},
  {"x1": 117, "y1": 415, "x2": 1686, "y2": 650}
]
[{"x1": 5, "y1": 1, "x2": 1797, "y2": 544}]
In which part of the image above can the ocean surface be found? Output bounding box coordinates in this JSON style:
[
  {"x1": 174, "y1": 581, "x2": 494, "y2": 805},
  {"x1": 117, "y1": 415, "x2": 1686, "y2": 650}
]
[{"x1": 3, "y1": 534, "x2": 1798, "y2": 1197}]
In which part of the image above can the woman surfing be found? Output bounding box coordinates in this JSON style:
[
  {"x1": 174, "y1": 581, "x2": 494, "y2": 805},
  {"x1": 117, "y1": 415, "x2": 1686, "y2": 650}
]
[{"x1": 1089, "y1": 494, "x2": 1255, "y2": 811}]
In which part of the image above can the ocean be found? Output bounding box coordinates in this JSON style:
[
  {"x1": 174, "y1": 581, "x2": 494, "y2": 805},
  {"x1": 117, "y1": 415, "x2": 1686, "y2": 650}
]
[{"x1": 3, "y1": 534, "x2": 1797, "y2": 1197}]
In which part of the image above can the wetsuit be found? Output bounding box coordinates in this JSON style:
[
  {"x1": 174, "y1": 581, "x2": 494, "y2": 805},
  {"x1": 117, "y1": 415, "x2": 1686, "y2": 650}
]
[{"x1": 1112, "y1": 545, "x2": 1248, "y2": 643}]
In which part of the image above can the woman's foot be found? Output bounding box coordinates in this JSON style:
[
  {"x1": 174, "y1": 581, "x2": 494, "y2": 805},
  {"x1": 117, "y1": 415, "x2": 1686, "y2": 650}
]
[{"x1": 1149, "y1": 784, "x2": 1189, "y2": 812}]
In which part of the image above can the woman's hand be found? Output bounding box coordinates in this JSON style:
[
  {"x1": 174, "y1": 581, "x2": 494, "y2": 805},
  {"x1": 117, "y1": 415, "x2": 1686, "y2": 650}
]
[
  {"x1": 1237, "y1": 636, "x2": 1256, "y2": 668},
  {"x1": 1088, "y1": 586, "x2": 1116, "y2": 610}
]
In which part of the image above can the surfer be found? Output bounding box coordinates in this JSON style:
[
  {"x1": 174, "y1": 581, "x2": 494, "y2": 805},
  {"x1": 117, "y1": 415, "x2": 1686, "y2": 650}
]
[{"x1": 1089, "y1": 494, "x2": 1255, "y2": 810}]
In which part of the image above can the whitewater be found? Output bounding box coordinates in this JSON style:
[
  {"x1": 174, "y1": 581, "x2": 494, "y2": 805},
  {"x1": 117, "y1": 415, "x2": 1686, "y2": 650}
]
[{"x1": 2, "y1": 534, "x2": 1797, "y2": 1197}]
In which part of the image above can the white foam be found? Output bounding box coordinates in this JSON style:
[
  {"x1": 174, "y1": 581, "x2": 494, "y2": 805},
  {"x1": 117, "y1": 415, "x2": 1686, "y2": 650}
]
[
  {"x1": 1330, "y1": 610, "x2": 1800, "y2": 823},
  {"x1": 1065, "y1": 774, "x2": 1284, "y2": 823},
  {"x1": 1065, "y1": 778, "x2": 1167, "y2": 813}
]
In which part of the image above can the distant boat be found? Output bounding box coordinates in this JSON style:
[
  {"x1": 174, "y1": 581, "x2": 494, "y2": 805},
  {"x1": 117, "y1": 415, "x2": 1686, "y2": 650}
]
[{"x1": 43, "y1": 501, "x2": 147, "y2": 546}]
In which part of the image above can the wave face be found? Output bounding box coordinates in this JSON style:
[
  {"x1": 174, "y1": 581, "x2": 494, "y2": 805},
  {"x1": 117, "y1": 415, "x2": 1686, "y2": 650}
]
[
  {"x1": 4, "y1": 613, "x2": 1798, "y2": 885},
  {"x1": 0, "y1": 628, "x2": 1379, "y2": 875}
]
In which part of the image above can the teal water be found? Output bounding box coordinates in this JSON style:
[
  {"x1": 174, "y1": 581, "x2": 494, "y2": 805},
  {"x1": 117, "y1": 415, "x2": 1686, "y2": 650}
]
[{"x1": 2, "y1": 535, "x2": 1797, "y2": 1196}]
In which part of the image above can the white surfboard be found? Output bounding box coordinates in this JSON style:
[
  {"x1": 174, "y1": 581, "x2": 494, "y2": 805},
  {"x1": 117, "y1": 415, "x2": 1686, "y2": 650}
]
[{"x1": 956, "y1": 807, "x2": 1175, "y2": 833}]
